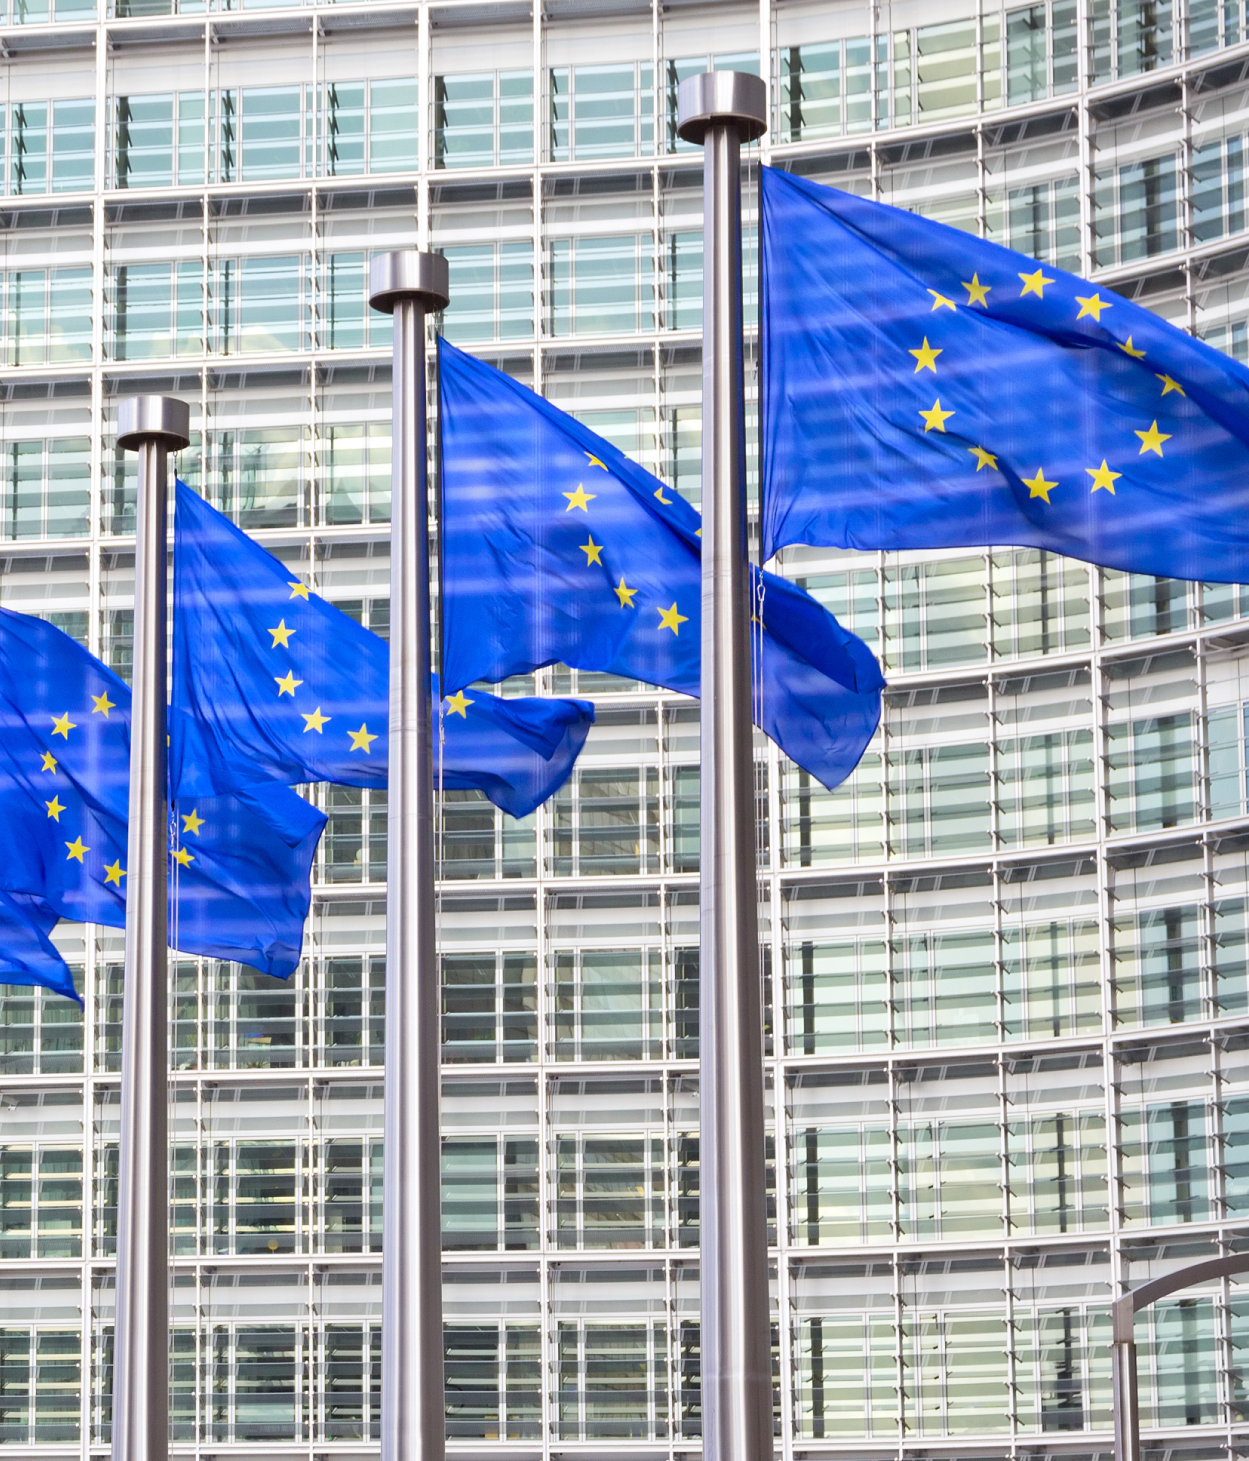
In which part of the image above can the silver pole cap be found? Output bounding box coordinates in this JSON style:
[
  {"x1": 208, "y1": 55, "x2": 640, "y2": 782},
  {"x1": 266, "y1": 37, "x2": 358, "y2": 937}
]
[
  {"x1": 116, "y1": 394, "x2": 191, "y2": 453},
  {"x1": 369, "y1": 250, "x2": 451, "y2": 316},
  {"x1": 676, "y1": 70, "x2": 767, "y2": 146}
]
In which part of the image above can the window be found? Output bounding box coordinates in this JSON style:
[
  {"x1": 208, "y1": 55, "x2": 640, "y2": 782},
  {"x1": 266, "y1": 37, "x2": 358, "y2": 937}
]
[
  {"x1": 1001, "y1": 917, "x2": 1101, "y2": 1039},
  {"x1": 549, "y1": 235, "x2": 654, "y2": 336},
  {"x1": 5, "y1": 268, "x2": 92, "y2": 367},
  {"x1": 323, "y1": 786, "x2": 387, "y2": 881},
  {"x1": 321, "y1": 79, "x2": 418, "y2": 175},
  {"x1": 442, "y1": 952, "x2": 537, "y2": 1064},
  {"x1": 320, "y1": 956, "x2": 385, "y2": 1068},
  {"x1": 110, "y1": 263, "x2": 188, "y2": 360},
  {"x1": 1113, "y1": 905, "x2": 1203, "y2": 1025},
  {"x1": 551, "y1": 63, "x2": 653, "y2": 162},
  {"x1": 434, "y1": 70, "x2": 533, "y2": 169},
  {"x1": 0, "y1": 1330, "x2": 80, "y2": 1444},
  {"x1": 778, "y1": 44, "x2": 841, "y2": 143},
  {"x1": 1105, "y1": 712, "x2": 1195, "y2": 833},
  {"x1": 213, "y1": 1326, "x2": 300, "y2": 1440},
  {"x1": 1008, "y1": 177, "x2": 1081, "y2": 270},
  {"x1": 442, "y1": 1136, "x2": 539, "y2": 1249},
  {"x1": 1, "y1": 438, "x2": 89, "y2": 540},
  {"x1": 445, "y1": 1324, "x2": 540, "y2": 1440},
  {"x1": 443, "y1": 243, "x2": 534, "y2": 343},
  {"x1": 551, "y1": 768, "x2": 660, "y2": 875},
  {"x1": 10, "y1": 100, "x2": 94, "y2": 194},
  {"x1": 213, "y1": 255, "x2": 307, "y2": 355},
  {"x1": 1093, "y1": 153, "x2": 1179, "y2": 267},
  {"x1": 238, "y1": 86, "x2": 305, "y2": 182},
  {"x1": 1120, "y1": 1099, "x2": 1211, "y2": 1225},
  {"x1": 0, "y1": 1146, "x2": 83, "y2": 1257},
  {"x1": 664, "y1": 232, "x2": 701, "y2": 331},
  {"x1": 367, "y1": 78, "x2": 417, "y2": 173},
  {"x1": 552, "y1": 949, "x2": 663, "y2": 1060},
  {"x1": 320, "y1": 421, "x2": 391, "y2": 526},
  {"x1": 1006, "y1": 1, "x2": 1079, "y2": 101},
  {"x1": 112, "y1": 91, "x2": 205, "y2": 188},
  {"x1": 555, "y1": 1134, "x2": 664, "y2": 1247}
]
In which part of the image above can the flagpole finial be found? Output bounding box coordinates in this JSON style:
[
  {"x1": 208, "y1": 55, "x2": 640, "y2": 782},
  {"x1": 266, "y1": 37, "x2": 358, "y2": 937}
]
[
  {"x1": 676, "y1": 69, "x2": 767, "y2": 146},
  {"x1": 117, "y1": 394, "x2": 191, "y2": 452},
  {"x1": 369, "y1": 249, "x2": 450, "y2": 316}
]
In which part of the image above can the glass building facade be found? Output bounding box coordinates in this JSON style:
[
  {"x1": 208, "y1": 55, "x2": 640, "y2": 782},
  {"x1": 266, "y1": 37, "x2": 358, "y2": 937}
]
[{"x1": 3, "y1": 0, "x2": 1249, "y2": 1457}]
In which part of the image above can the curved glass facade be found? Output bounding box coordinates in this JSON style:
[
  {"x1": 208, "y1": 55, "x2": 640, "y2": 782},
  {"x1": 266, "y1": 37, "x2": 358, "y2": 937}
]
[{"x1": 0, "y1": 1, "x2": 1248, "y2": 1458}]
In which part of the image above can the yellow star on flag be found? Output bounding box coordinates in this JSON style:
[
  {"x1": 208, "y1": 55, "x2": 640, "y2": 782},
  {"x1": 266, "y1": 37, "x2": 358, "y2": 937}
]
[
  {"x1": 349, "y1": 723, "x2": 378, "y2": 752},
  {"x1": 1157, "y1": 372, "x2": 1185, "y2": 396},
  {"x1": 44, "y1": 796, "x2": 64, "y2": 821},
  {"x1": 1019, "y1": 268, "x2": 1053, "y2": 298},
  {"x1": 919, "y1": 399, "x2": 954, "y2": 433},
  {"x1": 51, "y1": 713, "x2": 76, "y2": 740},
  {"x1": 1086, "y1": 459, "x2": 1121, "y2": 494},
  {"x1": 657, "y1": 602, "x2": 688, "y2": 635},
  {"x1": 40, "y1": 752, "x2": 57, "y2": 773},
  {"x1": 91, "y1": 691, "x2": 115, "y2": 717},
  {"x1": 302, "y1": 707, "x2": 330, "y2": 734},
  {"x1": 288, "y1": 580, "x2": 310, "y2": 600},
  {"x1": 1022, "y1": 468, "x2": 1057, "y2": 503},
  {"x1": 173, "y1": 847, "x2": 193, "y2": 868},
  {"x1": 584, "y1": 452, "x2": 608, "y2": 471},
  {"x1": 103, "y1": 859, "x2": 125, "y2": 887},
  {"x1": 614, "y1": 577, "x2": 637, "y2": 608},
  {"x1": 444, "y1": 691, "x2": 473, "y2": 719},
  {"x1": 653, "y1": 485, "x2": 673, "y2": 504},
  {"x1": 65, "y1": 836, "x2": 88, "y2": 863},
  {"x1": 563, "y1": 485, "x2": 595, "y2": 513},
  {"x1": 275, "y1": 670, "x2": 303, "y2": 697},
  {"x1": 268, "y1": 620, "x2": 295, "y2": 648},
  {"x1": 1135, "y1": 420, "x2": 1171, "y2": 457},
  {"x1": 181, "y1": 808, "x2": 205, "y2": 836},
  {"x1": 909, "y1": 338, "x2": 942, "y2": 373},
  {"x1": 962, "y1": 273, "x2": 990, "y2": 307},
  {"x1": 1075, "y1": 293, "x2": 1112, "y2": 321},
  {"x1": 580, "y1": 536, "x2": 603, "y2": 566},
  {"x1": 928, "y1": 289, "x2": 956, "y2": 311},
  {"x1": 968, "y1": 446, "x2": 999, "y2": 471},
  {"x1": 1119, "y1": 336, "x2": 1147, "y2": 359}
]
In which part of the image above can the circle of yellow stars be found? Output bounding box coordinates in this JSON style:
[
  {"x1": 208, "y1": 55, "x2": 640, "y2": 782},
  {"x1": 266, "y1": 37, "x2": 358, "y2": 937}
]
[
  {"x1": 36, "y1": 685, "x2": 214, "y2": 890},
  {"x1": 564, "y1": 450, "x2": 690, "y2": 637},
  {"x1": 263, "y1": 578, "x2": 389, "y2": 754},
  {"x1": 37, "y1": 687, "x2": 134, "y2": 889},
  {"x1": 908, "y1": 264, "x2": 1187, "y2": 507}
]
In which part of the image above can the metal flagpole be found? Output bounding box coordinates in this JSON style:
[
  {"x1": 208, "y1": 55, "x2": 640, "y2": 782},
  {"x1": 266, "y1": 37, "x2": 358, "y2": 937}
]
[
  {"x1": 112, "y1": 394, "x2": 189, "y2": 1461},
  {"x1": 676, "y1": 72, "x2": 770, "y2": 1461},
  {"x1": 368, "y1": 250, "x2": 450, "y2": 1461}
]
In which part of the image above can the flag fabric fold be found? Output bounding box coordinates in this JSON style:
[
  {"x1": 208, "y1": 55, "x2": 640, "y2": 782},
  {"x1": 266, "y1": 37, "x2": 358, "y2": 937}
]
[
  {"x1": 438, "y1": 337, "x2": 884, "y2": 793},
  {"x1": 171, "y1": 481, "x2": 594, "y2": 818},
  {"x1": 0, "y1": 607, "x2": 324, "y2": 987},
  {"x1": 760, "y1": 164, "x2": 1249, "y2": 581},
  {"x1": 0, "y1": 892, "x2": 76, "y2": 1002}
]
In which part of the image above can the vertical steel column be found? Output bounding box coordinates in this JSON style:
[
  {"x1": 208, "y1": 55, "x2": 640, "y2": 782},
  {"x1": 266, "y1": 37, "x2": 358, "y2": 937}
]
[
  {"x1": 1112, "y1": 1335, "x2": 1141, "y2": 1461},
  {"x1": 368, "y1": 250, "x2": 450, "y2": 1461},
  {"x1": 112, "y1": 394, "x2": 189, "y2": 1461},
  {"x1": 676, "y1": 72, "x2": 770, "y2": 1461}
]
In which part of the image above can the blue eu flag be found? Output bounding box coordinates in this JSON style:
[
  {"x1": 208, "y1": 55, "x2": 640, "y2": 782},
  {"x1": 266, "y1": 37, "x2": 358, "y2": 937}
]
[
  {"x1": 0, "y1": 892, "x2": 76, "y2": 1002},
  {"x1": 171, "y1": 481, "x2": 594, "y2": 818},
  {"x1": 761, "y1": 165, "x2": 1249, "y2": 580},
  {"x1": 438, "y1": 338, "x2": 884, "y2": 792},
  {"x1": 0, "y1": 607, "x2": 325, "y2": 989}
]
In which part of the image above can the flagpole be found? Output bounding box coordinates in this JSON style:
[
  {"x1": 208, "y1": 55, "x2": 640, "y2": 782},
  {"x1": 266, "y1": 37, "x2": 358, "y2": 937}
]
[
  {"x1": 368, "y1": 250, "x2": 450, "y2": 1461},
  {"x1": 676, "y1": 72, "x2": 770, "y2": 1461},
  {"x1": 113, "y1": 395, "x2": 189, "y2": 1461}
]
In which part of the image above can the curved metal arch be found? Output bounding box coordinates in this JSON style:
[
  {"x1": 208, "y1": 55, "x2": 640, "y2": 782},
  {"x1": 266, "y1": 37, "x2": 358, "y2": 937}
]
[{"x1": 1113, "y1": 1251, "x2": 1249, "y2": 1342}]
